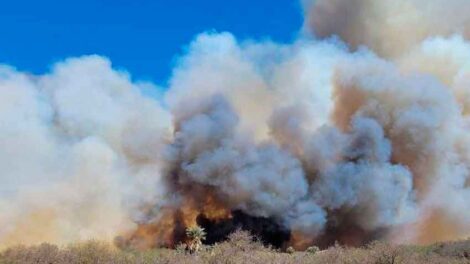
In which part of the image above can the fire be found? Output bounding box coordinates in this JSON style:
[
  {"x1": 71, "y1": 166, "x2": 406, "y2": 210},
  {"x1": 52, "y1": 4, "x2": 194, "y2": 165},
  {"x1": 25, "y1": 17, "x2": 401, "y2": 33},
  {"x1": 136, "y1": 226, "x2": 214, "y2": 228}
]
[
  {"x1": 200, "y1": 195, "x2": 232, "y2": 222},
  {"x1": 116, "y1": 209, "x2": 177, "y2": 249},
  {"x1": 180, "y1": 202, "x2": 199, "y2": 228},
  {"x1": 119, "y1": 193, "x2": 233, "y2": 249},
  {"x1": 289, "y1": 231, "x2": 314, "y2": 250}
]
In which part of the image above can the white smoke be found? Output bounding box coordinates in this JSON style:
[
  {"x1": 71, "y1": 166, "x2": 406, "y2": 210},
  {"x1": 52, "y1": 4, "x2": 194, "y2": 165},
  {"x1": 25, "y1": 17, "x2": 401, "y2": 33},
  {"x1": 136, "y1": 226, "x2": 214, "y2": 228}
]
[{"x1": 0, "y1": 56, "x2": 171, "y2": 248}]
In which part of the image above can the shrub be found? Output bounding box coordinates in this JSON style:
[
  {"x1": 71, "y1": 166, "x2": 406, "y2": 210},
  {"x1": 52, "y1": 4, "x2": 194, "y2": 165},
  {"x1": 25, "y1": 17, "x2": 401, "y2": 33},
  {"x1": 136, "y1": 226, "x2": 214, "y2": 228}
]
[
  {"x1": 306, "y1": 246, "x2": 319, "y2": 255},
  {"x1": 227, "y1": 230, "x2": 263, "y2": 251},
  {"x1": 2, "y1": 236, "x2": 470, "y2": 264},
  {"x1": 286, "y1": 246, "x2": 295, "y2": 254}
]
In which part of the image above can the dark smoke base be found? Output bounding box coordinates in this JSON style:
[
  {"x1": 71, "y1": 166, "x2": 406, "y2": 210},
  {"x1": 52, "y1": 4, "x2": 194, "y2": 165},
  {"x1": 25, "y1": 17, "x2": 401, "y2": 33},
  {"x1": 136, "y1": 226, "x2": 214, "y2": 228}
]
[
  {"x1": 197, "y1": 210, "x2": 290, "y2": 248},
  {"x1": 193, "y1": 210, "x2": 386, "y2": 250},
  {"x1": 314, "y1": 210, "x2": 388, "y2": 249}
]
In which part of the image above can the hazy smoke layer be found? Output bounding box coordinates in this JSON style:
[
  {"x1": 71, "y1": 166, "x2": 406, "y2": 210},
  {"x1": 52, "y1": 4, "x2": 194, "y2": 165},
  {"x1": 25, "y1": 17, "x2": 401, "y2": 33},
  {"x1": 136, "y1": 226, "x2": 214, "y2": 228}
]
[{"x1": 2, "y1": 0, "x2": 470, "y2": 249}]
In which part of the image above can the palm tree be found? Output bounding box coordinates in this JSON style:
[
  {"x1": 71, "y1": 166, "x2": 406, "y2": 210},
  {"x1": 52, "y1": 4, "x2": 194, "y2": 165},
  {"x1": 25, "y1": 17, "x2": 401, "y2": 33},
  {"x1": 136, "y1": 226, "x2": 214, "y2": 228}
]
[{"x1": 185, "y1": 226, "x2": 206, "y2": 254}]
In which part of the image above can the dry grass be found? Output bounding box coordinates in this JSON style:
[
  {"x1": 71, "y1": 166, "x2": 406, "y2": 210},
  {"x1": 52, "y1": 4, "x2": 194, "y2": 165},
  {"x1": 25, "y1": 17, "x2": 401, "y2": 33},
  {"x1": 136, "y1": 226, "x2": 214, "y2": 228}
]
[{"x1": 2, "y1": 231, "x2": 470, "y2": 264}]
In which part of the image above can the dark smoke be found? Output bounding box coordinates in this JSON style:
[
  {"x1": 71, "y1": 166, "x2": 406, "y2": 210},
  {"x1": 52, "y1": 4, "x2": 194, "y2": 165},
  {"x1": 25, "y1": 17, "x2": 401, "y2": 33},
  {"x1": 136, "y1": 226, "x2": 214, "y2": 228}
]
[
  {"x1": 197, "y1": 210, "x2": 291, "y2": 248},
  {"x1": 313, "y1": 209, "x2": 388, "y2": 249}
]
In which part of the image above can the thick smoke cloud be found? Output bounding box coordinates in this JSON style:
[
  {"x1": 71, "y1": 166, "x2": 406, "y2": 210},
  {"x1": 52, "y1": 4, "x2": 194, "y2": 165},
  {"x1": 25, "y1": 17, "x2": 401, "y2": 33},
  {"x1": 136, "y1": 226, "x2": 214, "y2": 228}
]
[
  {"x1": 2, "y1": 0, "x2": 470, "y2": 250},
  {"x1": 0, "y1": 57, "x2": 171, "y2": 248},
  {"x1": 303, "y1": 0, "x2": 470, "y2": 57}
]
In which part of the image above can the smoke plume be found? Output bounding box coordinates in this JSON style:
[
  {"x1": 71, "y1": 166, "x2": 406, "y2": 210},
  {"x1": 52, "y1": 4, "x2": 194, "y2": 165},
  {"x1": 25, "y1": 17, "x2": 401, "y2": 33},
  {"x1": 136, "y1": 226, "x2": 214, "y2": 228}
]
[
  {"x1": 2, "y1": 0, "x2": 470, "y2": 250},
  {"x1": 303, "y1": 0, "x2": 470, "y2": 57}
]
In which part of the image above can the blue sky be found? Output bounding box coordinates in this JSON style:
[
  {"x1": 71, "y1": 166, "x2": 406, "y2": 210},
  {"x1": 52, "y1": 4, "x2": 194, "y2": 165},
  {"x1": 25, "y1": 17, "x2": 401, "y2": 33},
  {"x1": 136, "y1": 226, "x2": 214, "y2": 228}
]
[{"x1": 0, "y1": 0, "x2": 303, "y2": 84}]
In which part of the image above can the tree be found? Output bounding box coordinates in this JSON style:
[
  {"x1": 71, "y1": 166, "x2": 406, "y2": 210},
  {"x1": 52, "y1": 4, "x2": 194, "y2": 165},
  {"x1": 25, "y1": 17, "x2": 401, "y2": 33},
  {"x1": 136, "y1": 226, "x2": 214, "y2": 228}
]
[{"x1": 185, "y1": 226, "x2": 206, "y2": 254}]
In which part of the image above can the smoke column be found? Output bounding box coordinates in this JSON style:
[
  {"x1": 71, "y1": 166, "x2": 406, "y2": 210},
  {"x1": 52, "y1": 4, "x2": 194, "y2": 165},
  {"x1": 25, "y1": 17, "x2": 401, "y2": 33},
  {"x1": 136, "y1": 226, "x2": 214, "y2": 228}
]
[{"x1": 2, "y1": 0, "x2": 470, "y2": 249}]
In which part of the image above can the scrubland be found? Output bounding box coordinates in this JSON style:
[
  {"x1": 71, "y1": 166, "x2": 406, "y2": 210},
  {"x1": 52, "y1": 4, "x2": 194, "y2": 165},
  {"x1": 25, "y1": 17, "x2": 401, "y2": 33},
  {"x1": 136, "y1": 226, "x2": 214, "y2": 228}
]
[{"x1": 2, "y1": 231, "x2": 470, "y2": 264}]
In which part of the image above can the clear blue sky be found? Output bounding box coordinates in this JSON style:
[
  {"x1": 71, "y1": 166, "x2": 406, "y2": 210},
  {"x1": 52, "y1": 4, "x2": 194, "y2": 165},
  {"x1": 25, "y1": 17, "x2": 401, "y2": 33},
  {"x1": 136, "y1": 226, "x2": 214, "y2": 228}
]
[{"x1": 0, "y1": 0, "x2": 303, "y2": 84}]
